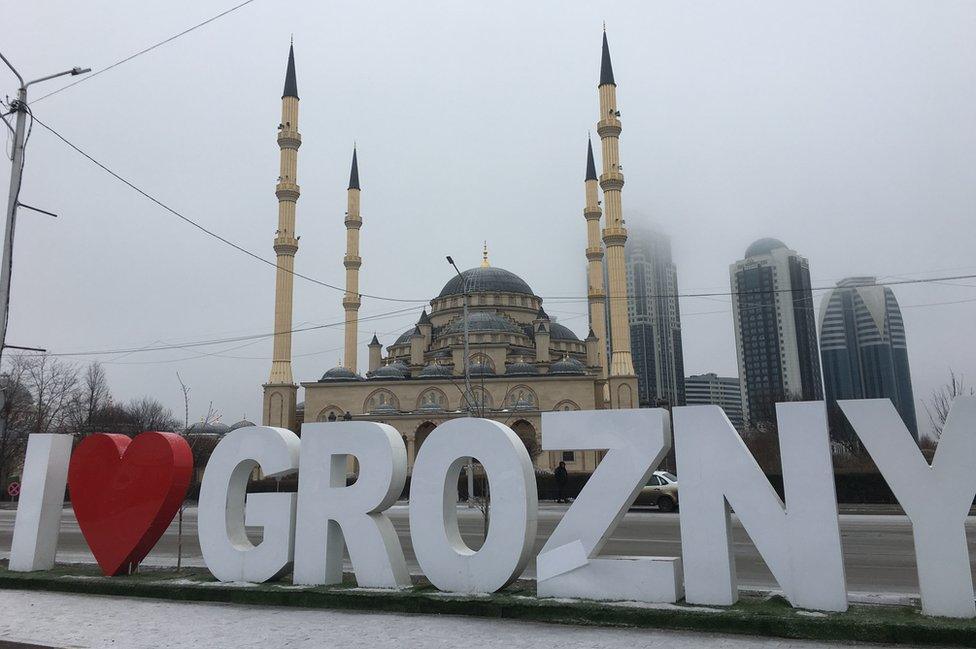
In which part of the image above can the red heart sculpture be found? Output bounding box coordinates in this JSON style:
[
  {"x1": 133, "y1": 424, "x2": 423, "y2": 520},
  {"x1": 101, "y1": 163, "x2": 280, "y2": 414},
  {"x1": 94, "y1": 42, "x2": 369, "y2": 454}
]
[{"x1": 68, "y1": 432, "x2": 193, "y2": 576}]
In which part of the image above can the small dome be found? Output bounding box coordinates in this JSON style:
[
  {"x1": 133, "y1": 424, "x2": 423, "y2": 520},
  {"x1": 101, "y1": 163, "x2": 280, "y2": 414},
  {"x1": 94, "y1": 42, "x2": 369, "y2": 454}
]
[
  {"x1": 368, "y1": 364, "x2": 406, "y2": 380},
  {"x1": 228, "y1": 419, "x2": 256, "y2": 431},
  {"x1": 505, "y1": 361, "x2": 539, "y2": 376},
  {"x1": 394, "y1": 328, "x2": 415, "y2": 345},
  {"x1": 419, "y1": 362, "x2": 453, "y2": 378},
  {"x1": 319, "y1": 366, "x2": 364, "y2": 382},
  {"x1": 438, "y1": 266, "x2": 534, "y2": 298},
  {"x1": 548, "y1": 322, "x2": 581, "y2": 342},
  {"x1": 549, "y1": 356, "x2": 586, "y2": 375},
  {"x1": 186, "y1": 421, "x2": 231, "y2": 436},
  {"x1": 442, "y1": 311, "x2": 523, "y2": 336},
  {"x1": 744, "y1": 238, "x2": 788, "y2": 258},
  {"x1": 469, "y1": 362, "x2": 496, "y2": 377}
]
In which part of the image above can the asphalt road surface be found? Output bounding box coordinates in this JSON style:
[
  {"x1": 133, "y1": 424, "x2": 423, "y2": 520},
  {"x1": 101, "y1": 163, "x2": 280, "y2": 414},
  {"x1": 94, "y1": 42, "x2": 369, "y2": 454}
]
[{"x1": 2, "y1": 504, "x2": 975, "y2": 596}]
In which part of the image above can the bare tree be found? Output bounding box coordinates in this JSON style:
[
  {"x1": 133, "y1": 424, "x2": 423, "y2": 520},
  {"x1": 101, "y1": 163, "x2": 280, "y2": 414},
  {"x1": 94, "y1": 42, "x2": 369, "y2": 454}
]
[
  {"x1": 65, "y1": 361, "x2": 111, "y2": 436},
  {"x1": 15, "y1": 355, "x2": 79, "y2": 435},
  {"x1": 925, "y1": 370, "x2": 973, "y2": 438},
  {"x1": 127, "y1": 396, "x2": 179, "y2": 432}
]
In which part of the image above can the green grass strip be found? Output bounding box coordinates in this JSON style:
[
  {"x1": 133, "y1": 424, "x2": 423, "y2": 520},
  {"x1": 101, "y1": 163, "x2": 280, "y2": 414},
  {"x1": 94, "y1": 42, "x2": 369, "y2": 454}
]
[{"x1": 0, "y1": 565, "x2": 974, "y2": 647}]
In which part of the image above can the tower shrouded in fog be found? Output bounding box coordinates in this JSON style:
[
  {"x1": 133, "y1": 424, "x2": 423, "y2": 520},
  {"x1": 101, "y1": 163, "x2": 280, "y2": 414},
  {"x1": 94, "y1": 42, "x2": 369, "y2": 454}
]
[{"x1": 263, "y1": 42, "x2": 302, "y2": 430}]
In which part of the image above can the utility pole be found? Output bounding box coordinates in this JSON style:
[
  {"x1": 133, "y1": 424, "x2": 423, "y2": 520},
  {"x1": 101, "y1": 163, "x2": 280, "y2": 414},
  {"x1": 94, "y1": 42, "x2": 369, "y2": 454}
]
[
  {"x1": 0, "y1": 53, "x2": 89, "y2": 468},
  {"x1": 446, "y1": 255, "x2": 476, "y2": 506}
]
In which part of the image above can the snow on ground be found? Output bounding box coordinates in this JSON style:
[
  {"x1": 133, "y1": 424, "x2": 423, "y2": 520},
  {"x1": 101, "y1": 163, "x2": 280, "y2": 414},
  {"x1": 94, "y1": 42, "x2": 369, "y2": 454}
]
[{"x1": 0, "y1": 590, "x2": 898, "y2": 649}]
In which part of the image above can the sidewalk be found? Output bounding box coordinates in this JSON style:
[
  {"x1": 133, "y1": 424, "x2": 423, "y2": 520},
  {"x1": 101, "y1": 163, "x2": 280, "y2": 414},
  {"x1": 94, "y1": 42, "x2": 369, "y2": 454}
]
[{"x1": 0, "y1": 590, "x2": 908, "y2": 649}]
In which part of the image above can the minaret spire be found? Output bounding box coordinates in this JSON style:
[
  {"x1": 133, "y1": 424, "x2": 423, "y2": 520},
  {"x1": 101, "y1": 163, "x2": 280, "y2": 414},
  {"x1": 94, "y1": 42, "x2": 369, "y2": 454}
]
[
  {"x1": 283, "y1": 42, "x2": 298, "y2": 99},
  {"x1": 596, "y1": 29, "x2": 636, "y2": 404},
  {"x1": 583, "y1": 136, "x2": 608, "y2": 386},
  {"x1": 342, "y1": 145, "x2": 363, "y2": 373},
  {"x1": 264, "y1": 41, "x2": 302, "y2": 430},
  {"x1": 599, "y1": 30, "x2": 615, "y2": 87}
]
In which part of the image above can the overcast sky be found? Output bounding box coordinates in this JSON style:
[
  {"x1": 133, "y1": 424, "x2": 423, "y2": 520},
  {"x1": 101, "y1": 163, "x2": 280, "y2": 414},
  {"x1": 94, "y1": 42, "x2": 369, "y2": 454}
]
[{"x1": 4, "y1": 1, "x2": 975, "y2": 433}]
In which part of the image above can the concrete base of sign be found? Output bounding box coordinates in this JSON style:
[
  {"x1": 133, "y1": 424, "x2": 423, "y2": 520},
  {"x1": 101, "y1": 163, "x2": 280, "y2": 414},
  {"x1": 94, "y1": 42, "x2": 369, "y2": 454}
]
[{"x1": 538, "y1": 554, "x2": 684, "y2": 602}]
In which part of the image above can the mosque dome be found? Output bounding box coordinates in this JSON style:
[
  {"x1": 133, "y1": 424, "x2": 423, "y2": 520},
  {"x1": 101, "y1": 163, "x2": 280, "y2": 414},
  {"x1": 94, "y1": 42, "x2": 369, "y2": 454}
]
[
  {"x1": 368, "y1": 364, "x2": 407, "y2": 380},
  {"x1": 442, "y1": 311, "x2": 523, "y2": 336},
  {"x1": 548, "y1": 356, "x2": 586, "y2": 375},
  {"x1": 548, "y1": 322, "x2": 581, "y2": 342},
  {"x1": 744, "y1": 238, "x2": 788, "y2": 258},
  {"x1": 418, "y1": 362, "x2": 453, "y2": 378},
  {"x1": 319, "y1": 366, "x2": 364, "y2": 382},
  {"x1": 505, "y1": 361, "x2": 540, "y2": 376},
  {"x1": 228, "y1": 419, "x2": 256, "y2": 431},
  {"x1": 186, "y1": 421, "x2": 231, "y2": 436},
  {"x1": 437, "y1": 266, "x2": 535, "y2": 298}
]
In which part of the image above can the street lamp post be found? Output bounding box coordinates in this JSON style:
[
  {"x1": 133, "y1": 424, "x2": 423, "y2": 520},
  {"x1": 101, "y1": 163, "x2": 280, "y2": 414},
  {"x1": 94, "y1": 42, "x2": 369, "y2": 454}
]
[
  {"x1": 0, "y1": 53, "x2": 90, "y2": 363},
  {"x1": 446, "y1": 255, "x2": 476, "y2": 506},
  {"x1": 0, "y1": 53, "x2": 89, "y2": 457}
]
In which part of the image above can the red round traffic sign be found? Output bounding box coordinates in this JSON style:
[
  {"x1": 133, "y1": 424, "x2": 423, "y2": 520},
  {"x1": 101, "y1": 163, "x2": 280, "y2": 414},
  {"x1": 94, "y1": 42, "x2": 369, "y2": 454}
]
[{"x1": 6, "y1": 482, "x2": 20, "y2": 497}]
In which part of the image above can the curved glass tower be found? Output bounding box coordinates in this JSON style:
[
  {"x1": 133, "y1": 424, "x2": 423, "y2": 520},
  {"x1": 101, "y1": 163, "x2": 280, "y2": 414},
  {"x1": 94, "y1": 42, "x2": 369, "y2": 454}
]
[{"x1": 819, "y1": 277, "x2": 918, "y2": 440}]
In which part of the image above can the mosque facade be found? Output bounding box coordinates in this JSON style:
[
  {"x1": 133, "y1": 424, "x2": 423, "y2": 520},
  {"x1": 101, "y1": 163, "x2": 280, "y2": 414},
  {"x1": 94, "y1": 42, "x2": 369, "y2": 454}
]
[{"x1": 262, "y1": 33, "x2": 639, "y2": 473}]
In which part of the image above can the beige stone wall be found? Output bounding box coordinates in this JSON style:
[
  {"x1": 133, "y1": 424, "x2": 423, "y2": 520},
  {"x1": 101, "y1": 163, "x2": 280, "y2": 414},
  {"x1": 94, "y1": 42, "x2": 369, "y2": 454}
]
[{"x1": 301, "y1": 374, "x2": 600, "y2": 473}]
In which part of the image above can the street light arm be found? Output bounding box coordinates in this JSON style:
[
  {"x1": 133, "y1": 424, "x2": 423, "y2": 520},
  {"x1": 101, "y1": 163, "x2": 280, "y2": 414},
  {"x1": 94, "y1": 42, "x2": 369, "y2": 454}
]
[
  {"x1": 0, "y1": 52, "x2": 24, "y2": 88},
  {"x1": 24, "y1": 67, "x2": 90, "y2": 89}
]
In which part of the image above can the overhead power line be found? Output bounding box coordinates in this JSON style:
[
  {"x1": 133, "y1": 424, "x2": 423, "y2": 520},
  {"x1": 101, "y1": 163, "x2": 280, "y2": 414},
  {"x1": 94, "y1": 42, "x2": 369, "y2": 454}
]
[
  {"x1": 28, "y1": 304, "x2": 421, "y2": 359},
  {"x1": 31, "y1": 0, "x2": 260, "y2": 104},
  {"x1": 29, "y1": 114, "x2": 429, "y2": 304}
]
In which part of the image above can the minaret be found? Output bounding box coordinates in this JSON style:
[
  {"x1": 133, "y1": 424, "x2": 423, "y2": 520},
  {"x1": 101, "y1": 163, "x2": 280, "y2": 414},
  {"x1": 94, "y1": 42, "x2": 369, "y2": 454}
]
[
  {"x1": 342, "y1": 146, "x2": 363, "y2": 373},
  {"x1": 597, "y1": 29, "x2": 638, "y2": 408},
  {"x1": 583, "y1": 136, "x2": 608, "y2": 380},
  {"x1": 264, "y1": 42, "x2": 302, "y2": 430}
]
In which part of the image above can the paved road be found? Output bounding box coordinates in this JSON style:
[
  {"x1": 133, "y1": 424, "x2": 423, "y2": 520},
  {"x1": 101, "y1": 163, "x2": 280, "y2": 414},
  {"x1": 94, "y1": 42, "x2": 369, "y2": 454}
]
[{"x1": 2, "y1": 504, "x2": 975, "y2": 596}]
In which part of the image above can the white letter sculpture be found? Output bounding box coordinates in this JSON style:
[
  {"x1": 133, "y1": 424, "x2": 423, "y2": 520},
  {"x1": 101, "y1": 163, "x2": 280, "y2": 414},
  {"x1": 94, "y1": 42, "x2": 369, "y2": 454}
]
[
  {"x1": 409, "y1": 418, "x2": 537, "y2": 593},
  {"x1": 537, "y1": 408, "x2": 682, "y2": 602},
  {"x1": 198, "y1": 426, "x2": 300, "y2": 582},
  {"x1": 9, "y1": 434, "x2": 73, "y2": 572},
  {"x1": 674, "y1": 403, "x2": 847, "y2": 611},
  {"x1": 841, "y1": 397, "x2": 976, "y2": 618},
  {"x1": 293, "y1": 421, "x2": 410, "y2": 588}
]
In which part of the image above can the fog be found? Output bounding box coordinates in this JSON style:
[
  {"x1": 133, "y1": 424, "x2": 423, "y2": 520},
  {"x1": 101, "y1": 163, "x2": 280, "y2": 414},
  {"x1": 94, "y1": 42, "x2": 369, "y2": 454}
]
[{"x1": 4, "y1": 1, "x2": 975, "y2": 432}]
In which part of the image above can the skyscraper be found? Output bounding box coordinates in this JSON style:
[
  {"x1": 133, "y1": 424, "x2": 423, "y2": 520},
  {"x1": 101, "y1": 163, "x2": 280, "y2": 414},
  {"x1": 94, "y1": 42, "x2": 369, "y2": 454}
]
[
  {"x1": 685, "y1": 373, "x2": 744, "y2": 429},
  {"x1": 819, "y1": 277, "x2": 917, "y2": 439},
  {"x1": 625, "y1": 226, "x2": 685, "y2": 407},
  {"x1": 730, "y1": 238, "x2": 823, "y2": 428}
]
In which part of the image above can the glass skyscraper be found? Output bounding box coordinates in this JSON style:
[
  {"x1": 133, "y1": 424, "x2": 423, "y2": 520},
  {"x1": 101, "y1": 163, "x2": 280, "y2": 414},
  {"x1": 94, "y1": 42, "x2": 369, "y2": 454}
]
[
  {"x1": 819, "y1": 277, "x2": 917, "y2": 439},
  {"x1": 623, "y1": 227, "x2": 685, "y2": 408},
  {"x1": 730, "y1": 238, "x2": 823, "y2": 428}
]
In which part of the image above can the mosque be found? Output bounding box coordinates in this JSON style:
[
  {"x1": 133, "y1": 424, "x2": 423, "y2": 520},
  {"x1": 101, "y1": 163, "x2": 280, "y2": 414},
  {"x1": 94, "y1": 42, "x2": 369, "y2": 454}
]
[{"x1": 262, "y1": 33, "x2": 639, "y2": 473}]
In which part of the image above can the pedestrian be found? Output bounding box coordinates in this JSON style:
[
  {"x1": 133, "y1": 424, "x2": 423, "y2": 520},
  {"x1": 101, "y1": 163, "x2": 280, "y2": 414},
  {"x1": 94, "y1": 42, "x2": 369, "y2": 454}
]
[{"x1": 554, "y1": 461, "x2": 569, "y2": 503}]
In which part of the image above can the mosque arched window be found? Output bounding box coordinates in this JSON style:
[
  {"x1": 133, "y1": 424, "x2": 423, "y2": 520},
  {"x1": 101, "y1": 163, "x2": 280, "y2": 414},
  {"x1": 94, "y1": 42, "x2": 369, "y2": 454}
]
[
  {"x1": 417, "y1": 388, "x2": 448, "y2": 412},
  {"x1": 505, "y1": 386, "x2": 537, "y2": 411},
  {"x1": 462, "y1": 386, "x2": 493, "y2": 413},
  {"x1": 553, "y1": 400, "x2": 580, "y2": 411},
  {"x1": 365, "y1": 389, "x2": 400, "y2": 414},
  {"x1": 316, "y1": 405, "x2": 344, "y2": 422}
]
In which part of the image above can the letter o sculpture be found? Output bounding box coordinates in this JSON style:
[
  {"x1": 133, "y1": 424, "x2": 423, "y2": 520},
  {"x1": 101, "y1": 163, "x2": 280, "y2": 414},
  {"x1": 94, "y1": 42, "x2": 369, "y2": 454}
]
[{"x1": 409, "y1": 418, "x2": 538, "y2": 593}]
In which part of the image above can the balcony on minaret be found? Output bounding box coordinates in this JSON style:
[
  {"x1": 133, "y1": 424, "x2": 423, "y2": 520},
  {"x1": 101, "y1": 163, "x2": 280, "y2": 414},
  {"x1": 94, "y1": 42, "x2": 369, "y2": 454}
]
[
  {"x1": 276, "y1": 128, "x2": 302, "y2": 150},
  {"x1": 342, "y1": 294, "x2": 361, "y2": 310},
  {"x1": 597, "y1": 117, "x2": 621, "y2": 138},
  {"x1": 343, "y1": 254, "x2": 362, "y2": 270},
  {"x1": 599, "y1": 170, "x2": 624, "y2": 191},
  {"x1": 273, "y1": 234, "x2": 298, "y2": 256},
  {"x1": 585, "y1": 245, "x2": 604, "y2": 262},
  {"x1": 602, "y1": 227, "x2": 628, "y2": 247},
  {"x1": 344, "y1": 214, "x2": 362, "y2": 229},
  {"x1": 275, "y1": 180, "x2": 300, "y2": 202}
]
